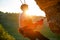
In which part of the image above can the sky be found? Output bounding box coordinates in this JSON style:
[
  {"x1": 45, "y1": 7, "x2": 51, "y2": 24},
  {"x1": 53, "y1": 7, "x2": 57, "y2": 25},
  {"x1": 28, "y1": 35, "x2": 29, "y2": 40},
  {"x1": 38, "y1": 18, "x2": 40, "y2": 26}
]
[{"x1": 0, "y1": 0, "x2": 46, "y2": 16}]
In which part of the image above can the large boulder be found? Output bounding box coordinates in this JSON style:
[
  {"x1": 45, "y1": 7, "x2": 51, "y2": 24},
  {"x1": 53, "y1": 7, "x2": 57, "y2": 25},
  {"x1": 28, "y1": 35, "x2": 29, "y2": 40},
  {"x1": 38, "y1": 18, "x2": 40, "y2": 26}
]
[{"x1": 35, "y1": 0, "x2": 60, "y2": 34}]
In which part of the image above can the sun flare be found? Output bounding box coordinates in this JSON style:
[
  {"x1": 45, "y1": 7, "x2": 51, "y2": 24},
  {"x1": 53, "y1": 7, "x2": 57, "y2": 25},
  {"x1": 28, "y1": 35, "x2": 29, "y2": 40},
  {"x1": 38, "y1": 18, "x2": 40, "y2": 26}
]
[
  {"x1": 0, "y1": 0, "x2": 46, "y2": 17},
  {"x1": 22, "y1": 0, "x2": 46, "y2": 17},
  {"x1": 26, "y1": 9, "x2": 46, "y2": 17}
]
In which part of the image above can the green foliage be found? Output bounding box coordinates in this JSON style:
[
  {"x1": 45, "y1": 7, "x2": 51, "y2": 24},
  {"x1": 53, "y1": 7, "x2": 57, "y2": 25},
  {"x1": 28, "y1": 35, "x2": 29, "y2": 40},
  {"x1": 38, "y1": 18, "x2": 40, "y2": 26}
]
[
  {"x1": 0, "y1": 11, "x2": 60, "y2": 40},
  {"x1": 0, "y1": 24, "x2": 15, "y2": 40},
  {"x1": 0, "y1": 11, "x2": 27, "y2": 40}
]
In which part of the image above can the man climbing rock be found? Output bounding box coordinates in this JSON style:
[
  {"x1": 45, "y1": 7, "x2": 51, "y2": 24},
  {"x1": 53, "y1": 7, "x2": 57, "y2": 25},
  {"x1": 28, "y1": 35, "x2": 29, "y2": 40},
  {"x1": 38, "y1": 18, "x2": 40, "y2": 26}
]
[{"x1": 18, "y1": 3, "x2": 49, "y2": 40}]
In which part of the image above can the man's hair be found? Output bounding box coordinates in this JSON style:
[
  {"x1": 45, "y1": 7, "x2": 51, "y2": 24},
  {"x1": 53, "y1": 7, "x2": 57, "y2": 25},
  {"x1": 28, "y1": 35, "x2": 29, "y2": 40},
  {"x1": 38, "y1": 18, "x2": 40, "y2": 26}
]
[{"x1": 20, "y1": 4, "x2": 28, "y2": 11}]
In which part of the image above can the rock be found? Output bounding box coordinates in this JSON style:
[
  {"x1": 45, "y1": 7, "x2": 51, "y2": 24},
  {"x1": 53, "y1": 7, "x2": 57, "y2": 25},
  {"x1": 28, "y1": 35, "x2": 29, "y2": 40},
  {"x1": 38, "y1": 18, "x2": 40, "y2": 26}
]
[{"x1": 35, "y1": 0, "x2": 60, "y2": 34}]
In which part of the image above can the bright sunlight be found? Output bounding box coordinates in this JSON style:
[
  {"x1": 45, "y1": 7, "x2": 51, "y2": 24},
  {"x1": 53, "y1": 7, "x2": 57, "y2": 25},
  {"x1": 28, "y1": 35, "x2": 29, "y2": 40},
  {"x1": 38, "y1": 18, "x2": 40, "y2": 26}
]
[
  {"x1": 21, "y1": 0, "x2": 46, "y2": 17},
  {"x1": 0, "y1": 0, "x2": 46, "y2": 17}
]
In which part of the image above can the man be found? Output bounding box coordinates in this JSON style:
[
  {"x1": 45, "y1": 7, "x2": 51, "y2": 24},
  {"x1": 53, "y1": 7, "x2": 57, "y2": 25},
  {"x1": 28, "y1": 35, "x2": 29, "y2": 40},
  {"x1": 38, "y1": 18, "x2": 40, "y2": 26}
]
[{"x1": 18, "y1": 4, "x2": 49, "y2": 40}]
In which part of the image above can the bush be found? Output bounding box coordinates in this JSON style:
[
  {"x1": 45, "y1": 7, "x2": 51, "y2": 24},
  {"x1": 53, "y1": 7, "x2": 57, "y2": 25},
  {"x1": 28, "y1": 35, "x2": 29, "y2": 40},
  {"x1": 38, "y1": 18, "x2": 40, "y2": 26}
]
[{"x1": 0, "y1": 24, "x2": 15, "y2": 40}]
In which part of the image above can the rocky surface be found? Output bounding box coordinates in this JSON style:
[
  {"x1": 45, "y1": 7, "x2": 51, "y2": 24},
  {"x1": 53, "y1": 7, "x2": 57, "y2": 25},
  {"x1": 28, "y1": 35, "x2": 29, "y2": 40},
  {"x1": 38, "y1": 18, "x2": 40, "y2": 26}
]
[{"x1": 35, "y1": 0, "x2": 60, "y2": 35}]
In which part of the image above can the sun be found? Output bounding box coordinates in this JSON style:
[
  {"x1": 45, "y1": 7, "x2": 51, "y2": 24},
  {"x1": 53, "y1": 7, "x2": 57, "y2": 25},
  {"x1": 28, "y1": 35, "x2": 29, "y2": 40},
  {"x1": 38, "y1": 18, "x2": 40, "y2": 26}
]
[
  {"x1": 26, "y1": 8, "x2": 46, "y2": 17},
  {"x1": 23, "y1": 0, "x2": 46, "y2": 17},
  {"x1": 0, "y1": 0, "x2": 46, "y2": 17}
]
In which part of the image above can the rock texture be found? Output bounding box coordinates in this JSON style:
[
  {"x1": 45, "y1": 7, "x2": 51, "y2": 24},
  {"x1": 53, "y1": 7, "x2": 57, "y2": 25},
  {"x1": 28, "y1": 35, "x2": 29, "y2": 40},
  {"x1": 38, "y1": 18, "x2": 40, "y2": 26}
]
[{"x1": 35, "y1": 0, "x2": 60, "y2": 34}]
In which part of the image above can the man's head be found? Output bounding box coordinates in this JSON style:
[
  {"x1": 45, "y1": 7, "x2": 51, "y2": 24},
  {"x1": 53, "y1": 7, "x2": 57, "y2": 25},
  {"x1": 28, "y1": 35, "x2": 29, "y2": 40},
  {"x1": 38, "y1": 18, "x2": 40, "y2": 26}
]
[{"x1": 20, "y1": 4, "x2": 28, "y2": 12}]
